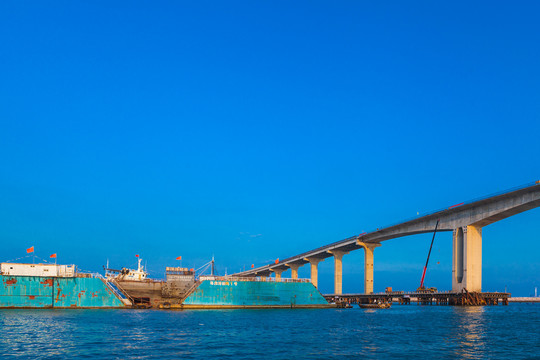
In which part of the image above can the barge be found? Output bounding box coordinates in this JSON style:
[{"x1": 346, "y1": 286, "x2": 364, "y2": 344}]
[
  {"x1": 0, "y1": 262, "x2": 128, "y2": 308},
  {"x1": 178, "y1": 276, "x2": 332, "y2": 309}
]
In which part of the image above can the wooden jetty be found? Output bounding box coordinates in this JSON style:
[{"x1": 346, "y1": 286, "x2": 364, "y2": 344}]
[{"x1": 326, "y1": 289, "x2": 510, "y2": 307}]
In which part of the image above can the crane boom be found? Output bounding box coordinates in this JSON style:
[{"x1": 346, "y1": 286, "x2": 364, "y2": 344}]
[{"x1": 419, "y1": 219, "x2": 440, "y2": 289}]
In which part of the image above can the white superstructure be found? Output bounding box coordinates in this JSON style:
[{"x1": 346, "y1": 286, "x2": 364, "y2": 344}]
[
  {"x1": 0, "y1": 263, "x2": 75, "y2": 277},
  {"x1": 106, "y1": 257, "x2": 148, "y2": 281}
]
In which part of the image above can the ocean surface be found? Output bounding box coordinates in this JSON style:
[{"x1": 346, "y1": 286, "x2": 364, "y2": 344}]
[{"x1": 1, "y1": 304, "x2": 539, "y2": 359}]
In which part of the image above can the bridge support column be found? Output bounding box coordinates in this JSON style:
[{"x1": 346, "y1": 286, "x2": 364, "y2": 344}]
[
  {"x1": 329, "y1": 250, "x2": 349, "y2": 295},
  {"x1": 286, "y1": 263, "x2": 302, "y2": 279},
  {"x1": 304, "y1": 257, "x2": 323, "y2": 288},
  {"x1": 452, "y1": 225, "x2": 482, "y2": 292},
  {"x1": 357, "y1": 242, "x2": 381, "y2": 294},
  {"x1": 272, "y1": 268, "x2": 284, "y2": 280}
]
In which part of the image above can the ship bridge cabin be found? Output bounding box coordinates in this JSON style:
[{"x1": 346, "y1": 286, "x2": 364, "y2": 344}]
[{"x1": 165, "y1": 267, "x2": 194, "y2": 281}]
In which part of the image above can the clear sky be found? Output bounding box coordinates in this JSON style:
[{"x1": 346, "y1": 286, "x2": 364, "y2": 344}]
[{"x1": 0, "y1": 1, "x2": 539, "y2": 296}]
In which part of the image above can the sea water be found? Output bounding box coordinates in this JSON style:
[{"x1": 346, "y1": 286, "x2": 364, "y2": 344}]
[{"x1": 0, "y1": 304, "x2": 538, "y2": 359}]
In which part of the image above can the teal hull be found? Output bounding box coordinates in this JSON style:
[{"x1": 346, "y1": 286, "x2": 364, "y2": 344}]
[
  {"x1": 182, "y1": 279, "x2": 330, "y2": 308},
  {"x1": 0, "y1": 275, "x2": 125, "y2": 308}
]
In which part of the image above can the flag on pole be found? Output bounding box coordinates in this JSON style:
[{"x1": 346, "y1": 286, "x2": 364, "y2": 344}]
[
  {"x1": 50, "y1": 254, "x2": 57, "y2": 258},
  {"x1": 135, "y1": 254, "x2": 139, "y2": 258},
  {"x1": 27, "y1": 246, "x2": 34, "y2": 254},
  {"x1": 176, "y1": 256, "x2": 182, "y2": 260},
  {"x1": 275, "y1": 258, "x2": 279, "y2": 264},
  {"x1": 251, "y1": 264, "x2": 254, "y2": 268}
]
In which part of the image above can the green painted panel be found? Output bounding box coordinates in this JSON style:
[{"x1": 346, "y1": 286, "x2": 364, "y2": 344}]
[
  {"x1": 183, "y1": 280, "x2": 328, "y2": 306},
  {"x1": 0, "y1": 275, "x2": 124, "y2": 308}
]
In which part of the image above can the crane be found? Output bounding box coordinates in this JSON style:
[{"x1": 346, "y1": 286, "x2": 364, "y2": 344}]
[{"x1": 417, "y1": 219, "x2": 440, "y2": 293}]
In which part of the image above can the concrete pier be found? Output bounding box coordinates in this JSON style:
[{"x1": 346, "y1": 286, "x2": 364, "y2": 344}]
[
  {"x1": 271, "y1": 268, "x2": 284, "y2": 280},
  {"x1": 329, "y1": 250, "x2": 348, "y2": 295},
  {"x1": 357, "y1": 242, "x2": 380, "y2": 294},
  {"x1": 287, "y1": 263, "x2": 301, "y2": 279},
  {"x1": 305, "y1": 257, "x2": 323, "y2": 288},
  {"x1": 452, "y1": 225, "x2": 482, "y2": 292}
]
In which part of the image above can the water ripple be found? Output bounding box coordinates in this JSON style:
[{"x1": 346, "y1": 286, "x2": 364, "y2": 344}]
[{"x1": 0, "y1": 305, "x2": 538, "y2": 359}]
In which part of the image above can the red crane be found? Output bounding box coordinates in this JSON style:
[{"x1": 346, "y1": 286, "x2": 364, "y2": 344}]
[{"x1": 418, "y1": 219, "x2": 440, "y2": 292}]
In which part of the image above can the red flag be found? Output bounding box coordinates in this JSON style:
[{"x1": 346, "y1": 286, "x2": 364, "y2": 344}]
[
  {"x1": 190, "y1": 268, "x2": 194, "y2": 272},
  {"x1": 26, "y1": 246, "x2": 34, "y2": 254},
  {"x1": 251, "y1": 264, "x2": 254, "y2": 268},
  {"x1": 275, "y1": 258, "x2": 279, "y2": 264},
  {"x1": 50, "y1": 254, "x2": 57, "y2": 258},
  {"x1": 176, "y1": 256, "x2": 182, "y2": 260},
  {"x1": 135, "y1": 254, "x2": 139, "y2": 258}
]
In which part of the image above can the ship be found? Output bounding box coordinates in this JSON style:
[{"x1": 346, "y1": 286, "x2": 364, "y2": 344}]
[
  {"x1": 107, "y1": 257, "x2": 332, "y2": 309},
  {"x1": 0, "y1": 262, "x2": 128, "y2": 308},
  {"x1": 104, "y1": 257, "x2": 196, "y2": 308}
]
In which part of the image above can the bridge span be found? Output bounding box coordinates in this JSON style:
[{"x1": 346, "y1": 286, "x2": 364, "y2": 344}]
[{"x1": 233, "y1": 181, "x2": 540, "y2": 294}]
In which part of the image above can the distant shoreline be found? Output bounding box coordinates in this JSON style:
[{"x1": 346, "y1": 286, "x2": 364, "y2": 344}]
[{"x1": 509, "y1": 297, "x2": 540, "y2": 302}]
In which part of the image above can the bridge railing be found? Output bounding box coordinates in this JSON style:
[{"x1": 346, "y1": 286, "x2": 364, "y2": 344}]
[
  {"x1": 363, "y1": 181, "x2": 540, "y2": 234},
  {"x1": 277, "y1": 235, "x2": 359, "y2": 265}
]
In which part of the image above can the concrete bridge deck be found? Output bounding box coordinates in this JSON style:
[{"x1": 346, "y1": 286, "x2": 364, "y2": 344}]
[{"x1": 233, "y1": 181, "x2": 540, "y2": 295}]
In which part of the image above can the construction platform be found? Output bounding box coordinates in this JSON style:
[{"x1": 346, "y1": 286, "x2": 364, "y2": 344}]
[{"x1": 325, "y1": 290, "x2": 510, "y2": 307}]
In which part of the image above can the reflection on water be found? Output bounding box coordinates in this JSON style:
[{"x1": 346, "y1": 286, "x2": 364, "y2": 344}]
[
  {"x1": 451, "y1": 307, "x2": 487, "y2": 359},
  {"x1": 0, "y1": 305, "x2": 538, "y2": 359}
]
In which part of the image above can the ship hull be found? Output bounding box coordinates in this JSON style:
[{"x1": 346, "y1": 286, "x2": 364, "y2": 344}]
[
  {"x1": 114, "y1": 278, "x2": 196, "y2": 308},
  {"x1": 114, "y1": 280, "x2": 164, "y2": 307},
  {"x1": 178, "y1": 279, "x2": 333, "y2": 309},
  {"x1": 0, "y1": 275, "x2": 125, "y2": 308}
]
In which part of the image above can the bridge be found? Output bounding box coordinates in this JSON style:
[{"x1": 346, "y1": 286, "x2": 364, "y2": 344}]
[{"x1": 233, "y1": 181, "x2": 540, "y2": 294}]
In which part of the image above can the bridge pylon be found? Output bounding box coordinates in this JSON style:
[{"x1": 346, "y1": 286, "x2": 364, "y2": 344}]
[
  {"x1": 304, "y1": 257, "x2": 324, "y2": 288},
  {"x1": 357, "y1": 241, "x2": 381, "y2": 294},
  {"x1": 452, "y1": 225, "x2": 482, "y2": 292},
  {"x1": 286, "y1": 263, "x2": 301, "y2": 279},
  {"x1": 328, "y1": 250, "x2": 349, "y2": 295}
]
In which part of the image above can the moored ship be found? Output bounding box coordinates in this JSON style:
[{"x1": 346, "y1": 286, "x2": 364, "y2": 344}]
[
  {"x1": 0, "y1": 262, "x2": 128, "y2": 308},
  {"x1": 105, "y1": 257, "x2": 196, "y2": 308}
]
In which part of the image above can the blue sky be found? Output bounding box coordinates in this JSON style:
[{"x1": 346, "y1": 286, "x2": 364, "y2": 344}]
[{"x1": 0, "y1": 1, "x2": 539, "y2": 295}]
